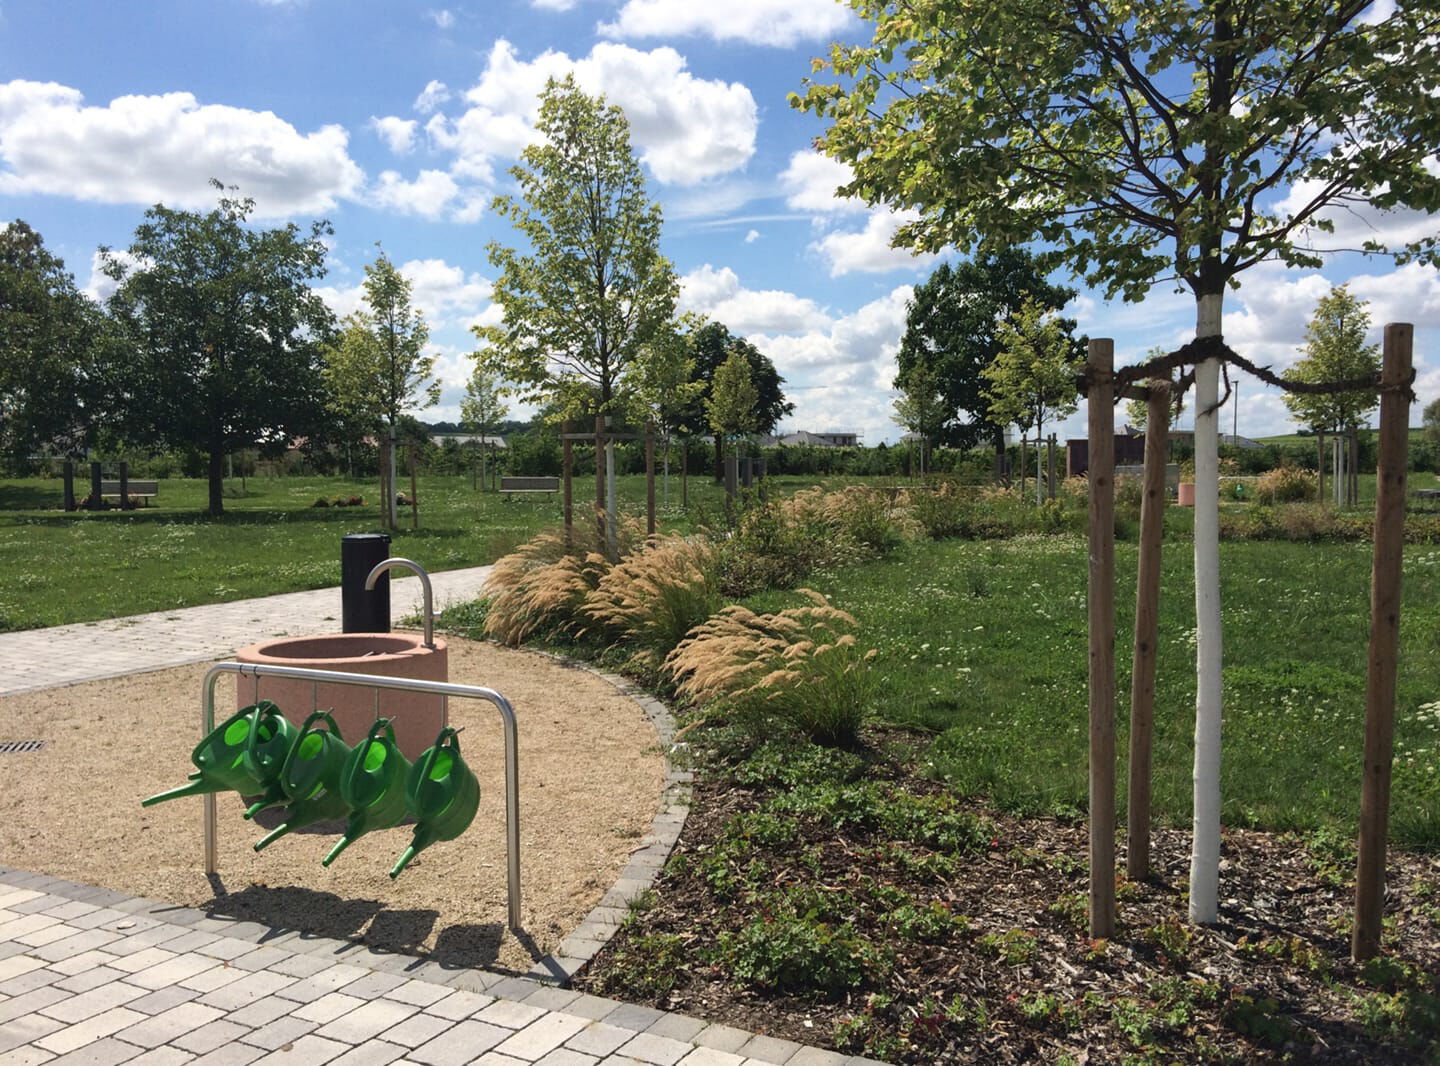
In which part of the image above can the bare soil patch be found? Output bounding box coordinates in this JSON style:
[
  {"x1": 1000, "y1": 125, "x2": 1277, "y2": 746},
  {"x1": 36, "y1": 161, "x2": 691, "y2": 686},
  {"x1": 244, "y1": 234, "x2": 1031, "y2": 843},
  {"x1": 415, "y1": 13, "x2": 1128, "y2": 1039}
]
[{"x1": 0, "y1": 635, "x2": 664, "y2": 974}]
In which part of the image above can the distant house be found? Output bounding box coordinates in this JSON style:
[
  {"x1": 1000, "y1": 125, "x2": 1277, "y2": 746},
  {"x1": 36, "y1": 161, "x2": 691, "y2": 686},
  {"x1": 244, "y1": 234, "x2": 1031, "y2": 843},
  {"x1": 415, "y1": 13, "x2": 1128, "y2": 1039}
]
[
  {"x1": 778, "y1": 430, "x2": 861, "y2": 448},
  {"x1": 431, "y1": 434, "x2": 507, "y2": 449}
]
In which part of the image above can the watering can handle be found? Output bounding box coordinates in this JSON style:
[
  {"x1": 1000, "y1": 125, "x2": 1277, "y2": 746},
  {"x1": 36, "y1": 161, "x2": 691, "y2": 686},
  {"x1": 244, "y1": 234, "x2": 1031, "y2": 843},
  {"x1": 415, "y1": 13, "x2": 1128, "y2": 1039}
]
[
  {"x1": 342, "y1": 717, "x2": 397, "y2": 797},
  {"x1": 299, "y1": 710, "x2": 341, "y2": 737},
  {"x1": 240, "y1": 703, "x2": 268, "y2": 768},
  {"x1": 417, "y1": 727, "x2": 460, "y2": 783}
]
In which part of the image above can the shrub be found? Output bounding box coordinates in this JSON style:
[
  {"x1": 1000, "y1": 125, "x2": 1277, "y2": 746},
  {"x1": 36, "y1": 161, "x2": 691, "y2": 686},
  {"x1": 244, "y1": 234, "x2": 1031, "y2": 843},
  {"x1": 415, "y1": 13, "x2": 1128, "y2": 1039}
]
[
  {"x1": 665, "y1": 590, "x2": 877, "y2": 746},
  {"x1": 717, "y1": 913, "x2": 889, "y2": 996},
  {"x1": 584, "y1": 535, "x2": 721, "y2": 671},
  {"x1": 717, "y1": 495, "x2": 851, "y2": 597},
  {"x1": 312, "y1": 497, "x2": 330, "y2": 508},
  {"x1": 1254, "y1": 466, "x2": 1317, "y2": 504}
]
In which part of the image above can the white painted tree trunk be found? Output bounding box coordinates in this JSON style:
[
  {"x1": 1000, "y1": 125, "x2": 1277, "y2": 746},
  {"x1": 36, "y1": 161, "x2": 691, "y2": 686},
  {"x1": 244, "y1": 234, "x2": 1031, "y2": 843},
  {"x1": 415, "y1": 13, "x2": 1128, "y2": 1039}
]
[
  {"x1": 1190, "y1": 291, "x2": 1225, "y2": 925},
  {"x1": 663, "y1": 435, "x2": 670, "y2": 509}
]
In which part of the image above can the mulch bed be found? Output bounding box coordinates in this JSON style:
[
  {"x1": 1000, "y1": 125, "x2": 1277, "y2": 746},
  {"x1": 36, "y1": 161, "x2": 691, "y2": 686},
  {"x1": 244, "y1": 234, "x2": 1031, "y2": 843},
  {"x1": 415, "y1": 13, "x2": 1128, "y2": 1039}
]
[{"x1": 577, "y1": 728, "x2": 1440, "y2": 1064}]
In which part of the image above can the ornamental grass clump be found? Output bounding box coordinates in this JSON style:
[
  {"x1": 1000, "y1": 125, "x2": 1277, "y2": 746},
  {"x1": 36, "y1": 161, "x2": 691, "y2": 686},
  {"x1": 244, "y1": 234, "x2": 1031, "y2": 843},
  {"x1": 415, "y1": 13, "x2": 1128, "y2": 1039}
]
[
  {"x1": 583, "y1": 534, "x2": 722, "y2": 672},
  {"x1": 483, "y1": 528, "x2": 611, "y2": 646},
  {"x1": 664, "y1": 590, "x2": 876, "y2": 747}
]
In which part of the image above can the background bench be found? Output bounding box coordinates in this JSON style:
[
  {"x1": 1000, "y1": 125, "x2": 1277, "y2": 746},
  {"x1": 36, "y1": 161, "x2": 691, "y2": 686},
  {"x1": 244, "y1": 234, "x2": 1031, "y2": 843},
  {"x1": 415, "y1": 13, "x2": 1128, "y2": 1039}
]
[
  {"x1": 99, "y1": 479, "x2": 159, "y2": 505},
  {"x1": 499, "y1": 476, "x2": 560, "y2": 493}
]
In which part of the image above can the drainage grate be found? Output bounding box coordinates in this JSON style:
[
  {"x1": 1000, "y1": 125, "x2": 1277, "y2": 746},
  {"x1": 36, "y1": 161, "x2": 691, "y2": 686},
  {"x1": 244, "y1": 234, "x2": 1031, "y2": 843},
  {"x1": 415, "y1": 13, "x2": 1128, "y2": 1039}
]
[{"x1": 0, "y1": 740, "x2": 46, "y2": 754}]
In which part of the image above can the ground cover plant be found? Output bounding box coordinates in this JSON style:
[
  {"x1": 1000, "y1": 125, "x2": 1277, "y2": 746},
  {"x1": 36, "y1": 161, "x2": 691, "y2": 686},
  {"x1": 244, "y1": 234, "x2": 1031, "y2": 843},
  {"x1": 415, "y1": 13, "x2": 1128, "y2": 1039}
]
[{"x1": 452, "y1": 511, "x2": 1440, "y2": 1061}]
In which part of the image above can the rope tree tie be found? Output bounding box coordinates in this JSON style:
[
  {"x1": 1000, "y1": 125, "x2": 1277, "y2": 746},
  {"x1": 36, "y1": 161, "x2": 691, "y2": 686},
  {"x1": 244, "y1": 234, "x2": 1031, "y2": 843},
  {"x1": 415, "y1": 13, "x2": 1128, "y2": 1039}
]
[{"x1": 1079, "y1": 326, "x2": 1414, "y2": 965}]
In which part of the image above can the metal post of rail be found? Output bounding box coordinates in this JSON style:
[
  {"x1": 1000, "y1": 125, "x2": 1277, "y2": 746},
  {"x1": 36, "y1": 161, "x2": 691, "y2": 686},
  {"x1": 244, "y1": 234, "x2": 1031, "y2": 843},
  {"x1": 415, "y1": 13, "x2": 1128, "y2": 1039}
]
[{"x1": 204, "y1": 662, "x2": 522, "y2": 931}]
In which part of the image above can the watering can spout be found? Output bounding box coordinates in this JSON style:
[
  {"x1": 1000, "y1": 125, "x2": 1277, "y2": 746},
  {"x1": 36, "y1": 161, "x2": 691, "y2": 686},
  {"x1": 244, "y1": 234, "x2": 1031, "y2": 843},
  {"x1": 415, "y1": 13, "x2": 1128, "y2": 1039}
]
[
  {"x1": 142, "y1": 774, "x2": 221, "y2": 808},
  {"x1": 253, "y1": 822, "x2": 293, "y2": 853},
  {"x1": 389, "y1": 827, "x2": 436, "y2": 879},
  {"x1": 322, "y1": 832, "x2": 358, "y2": 867}
]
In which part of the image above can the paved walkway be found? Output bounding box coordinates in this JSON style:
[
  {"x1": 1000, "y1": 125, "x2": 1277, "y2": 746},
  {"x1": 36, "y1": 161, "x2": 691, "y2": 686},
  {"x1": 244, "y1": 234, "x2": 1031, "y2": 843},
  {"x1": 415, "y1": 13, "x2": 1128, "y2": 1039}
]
[
  {"x1": 0, "y1": 870, "x2": 872, "y2": 1066},
  {"x1": 0, "y1": 567, "x2": 494, "y2": 697}
]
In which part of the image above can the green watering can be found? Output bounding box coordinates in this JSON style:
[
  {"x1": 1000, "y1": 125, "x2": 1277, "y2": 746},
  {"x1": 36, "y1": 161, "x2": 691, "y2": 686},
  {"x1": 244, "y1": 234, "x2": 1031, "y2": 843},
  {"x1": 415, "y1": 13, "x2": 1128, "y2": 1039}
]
[
  {"x1": 252, "y1": 711, "x2": 354, "y2": 853},
  {"x1": 390, "y1": 728, "x2": 481, "y2": 879},
  {"x1": 322, "y1": 718, "x2": 412, "y2": 867},
  {"x1": 142, "y1": 702, "x2": 296, "y2": 808}
]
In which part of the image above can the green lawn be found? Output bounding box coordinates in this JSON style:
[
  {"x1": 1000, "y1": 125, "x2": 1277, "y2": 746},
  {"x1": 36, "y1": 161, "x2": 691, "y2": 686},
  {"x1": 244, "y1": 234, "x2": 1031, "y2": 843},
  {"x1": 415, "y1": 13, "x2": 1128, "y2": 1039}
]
[
  {"x1": 0, "y1": 472, "x2": 740, "y2": 631},
  {"x1": 745, "y1": 535, "x2": 1440, "y2": 846}
]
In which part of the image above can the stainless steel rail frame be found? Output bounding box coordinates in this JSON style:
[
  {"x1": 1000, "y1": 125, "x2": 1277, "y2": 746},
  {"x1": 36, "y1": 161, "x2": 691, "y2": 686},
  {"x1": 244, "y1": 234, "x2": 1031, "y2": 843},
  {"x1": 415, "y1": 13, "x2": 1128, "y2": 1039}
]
[{"x1": 200, "y1": 661, "x2": 522, "y2": 930}]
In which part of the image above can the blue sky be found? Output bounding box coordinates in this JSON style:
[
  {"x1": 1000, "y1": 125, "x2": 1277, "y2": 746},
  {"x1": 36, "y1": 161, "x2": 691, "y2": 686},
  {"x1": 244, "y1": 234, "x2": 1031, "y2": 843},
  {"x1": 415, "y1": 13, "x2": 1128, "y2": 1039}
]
[{"x1": 2, "y1": 0, "x2": 1436, "y2": 443}]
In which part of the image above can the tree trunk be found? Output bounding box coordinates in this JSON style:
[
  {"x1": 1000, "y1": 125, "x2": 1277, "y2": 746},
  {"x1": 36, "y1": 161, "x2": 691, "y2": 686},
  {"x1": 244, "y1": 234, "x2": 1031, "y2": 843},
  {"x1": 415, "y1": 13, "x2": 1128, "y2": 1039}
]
[
  {"x1": 1190, "y1": 290, "x2": 1225, "y2": 925},
  {"x1": 713, "y1": 432, "x2": 723, "y2": 482},
  {"x1": 1350, "y1": 425, "x2": 1360, "y2": 507},
  {"x1": 387, "y1": 426, "x2": 399, "y2": 529},
  {"x1": 1019, "y1": 436, "x2": 1028, "y2": 501},
  {"x1": 1035, "y1": 422, "x2": 1044, "y2": 506},
  {"x1": 682, "y1": 439, "x2": 689, "y2": 508},
  {"x1": 1086, "y1": 339, "x2": 1117, "y2": 939},
  {"x1": 1317, "y1": 430, "x2": 1326, "y2": 504},
  {"x1": 207, "y1": 442, "x2": 225, "y2": 517},
  {"x1": 993, "y1": 425, "x2": 1006, "y2": 483}
]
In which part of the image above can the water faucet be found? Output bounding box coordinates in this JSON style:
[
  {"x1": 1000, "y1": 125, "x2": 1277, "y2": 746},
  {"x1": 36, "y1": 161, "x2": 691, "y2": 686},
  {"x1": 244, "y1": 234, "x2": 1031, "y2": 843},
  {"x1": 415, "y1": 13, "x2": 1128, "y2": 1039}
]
[{"x1": 365, "y1": 557, "x2": 435, "y2": 649}]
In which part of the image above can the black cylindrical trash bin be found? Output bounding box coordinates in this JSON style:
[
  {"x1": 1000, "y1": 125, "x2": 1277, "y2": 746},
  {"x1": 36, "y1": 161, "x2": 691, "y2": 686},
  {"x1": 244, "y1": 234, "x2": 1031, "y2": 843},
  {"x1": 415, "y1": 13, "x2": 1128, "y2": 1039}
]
[{"x1": 341, "y1": 533, "x2": 391, "y2": 633}]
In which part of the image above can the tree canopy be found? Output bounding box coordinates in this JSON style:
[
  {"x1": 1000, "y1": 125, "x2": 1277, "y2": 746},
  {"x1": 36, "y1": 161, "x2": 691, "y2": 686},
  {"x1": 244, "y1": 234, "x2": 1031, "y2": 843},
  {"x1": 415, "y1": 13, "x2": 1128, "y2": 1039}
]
[
  {"x1": 480, "y1": 75, "x2": 677, "y2": 416},
  {"x1": 0, "y1": 221, "x2": 117, "y2": 467},
  {"x1": 897, "y1": 252, "x2": 1076, "y2": 451},
  {"x1": 104, "y1": 185, "x2": 334, "y2": 515},
  {"x1": 1282, "y1": 285, "x2": 1380, "y2": 435},
  {"x1": 982, "y1": 297, "x2": 1083, "y2": 458},
  {"x1": 706, "y1": 349, "x2": 760, "y2": 453}
]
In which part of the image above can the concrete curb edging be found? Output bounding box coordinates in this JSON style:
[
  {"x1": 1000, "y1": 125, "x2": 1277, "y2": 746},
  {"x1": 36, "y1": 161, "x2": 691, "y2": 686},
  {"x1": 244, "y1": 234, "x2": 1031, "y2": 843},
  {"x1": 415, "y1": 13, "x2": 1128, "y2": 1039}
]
[{"x1": 523, "y1": 657, "x2": 692, "y2": 987}]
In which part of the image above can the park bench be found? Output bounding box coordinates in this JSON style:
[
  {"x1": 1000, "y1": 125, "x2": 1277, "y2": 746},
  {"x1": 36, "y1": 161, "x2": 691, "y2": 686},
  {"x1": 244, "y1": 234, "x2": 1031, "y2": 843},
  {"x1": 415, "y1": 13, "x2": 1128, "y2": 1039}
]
[
  {"x1": 1411, "y1": 489, "x2": 1440, "y2": 502},
  {"x1": 499, "y1": 476, "x2": 560, "y2": 494},
  {"x1": 99, "y1": 479, "x2": 159, "y2": 505}
]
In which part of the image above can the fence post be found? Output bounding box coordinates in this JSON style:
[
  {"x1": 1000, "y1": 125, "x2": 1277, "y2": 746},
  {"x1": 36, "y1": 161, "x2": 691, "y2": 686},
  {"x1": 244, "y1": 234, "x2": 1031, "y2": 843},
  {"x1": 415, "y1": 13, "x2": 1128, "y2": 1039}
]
[
  {"x1": 1128, "y1": 381, "x2": 1169, "y2": 881},
  {"x1": 118, "y1": 461, "x2": 129, "y2": 510},
  {"x1": 63, "y1": 460, "x2": 75, "y2": 512},
  {"x1": 89, "y1": 461, "x2": 102, "y2": 511},
  {"x1": 1352, "y1": 323, "x2": 1413, "y2": 961},
  {"x1": 594, "y1": 415, "x2": 606, "y2": 555},
  {"x1": 409, "y1": 445, "x2": 419, "y2": 530},
  {"x1": 1087, "y1": 338, "x2": 1117, "y2": 938}
]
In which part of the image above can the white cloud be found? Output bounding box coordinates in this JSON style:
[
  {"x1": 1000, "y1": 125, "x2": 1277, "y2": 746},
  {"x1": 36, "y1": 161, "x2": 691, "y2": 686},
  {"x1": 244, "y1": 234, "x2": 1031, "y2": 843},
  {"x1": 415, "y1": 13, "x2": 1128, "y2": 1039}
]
[
  {"x1": 370, "y1": 115, "x2": 417, "y2": 155},
  {"x1": 678, "y1": 264, "x2": 831, "y2": 335},
  {"x1": 428, "y1": 8, "x2": 454, "y2": 28},
  {"x1": 810, "y1": 210, "x2": 939, "y2": 276},
  {"x1": 532, "y1": 0, "x2": 580, "y2": 8},
  {"x1": 599, "y1": 0, "x2": 853, "y2": 47},
  {"x1": 369, "y1": 169, "x2": 462, "y2": 219},
  {"x1": 414, "y1": 80, "x2": 451, "y2": 115},
  {"x1": 779, "y1": 150, "x2": 866, "y2": 215},
  {"x1": 430, "y1": 39, "x2": 756, "y2": 186},
  {"x1": 745, "y1": 229, "x2": 759, "y2": 243},
  {"x1": 81, "y1": 249, "x2": 142, "y2": 304},
  {"x1": 1274, "y1": 163, "x2": 1440, "y2": 254},
  {"x1": 314, "y1": 257, "x2": 492, "y2": 329},
  {"x1": 0, "y1": 80, "x2": 364, "y2": 218}
]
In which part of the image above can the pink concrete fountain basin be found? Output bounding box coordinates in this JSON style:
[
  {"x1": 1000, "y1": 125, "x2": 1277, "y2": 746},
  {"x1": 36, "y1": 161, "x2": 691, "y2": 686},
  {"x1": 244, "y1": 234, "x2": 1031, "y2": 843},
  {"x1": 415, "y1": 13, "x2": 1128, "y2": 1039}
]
[{"x1": 235, "y1": 633, "x2": 449, "y2": 760}]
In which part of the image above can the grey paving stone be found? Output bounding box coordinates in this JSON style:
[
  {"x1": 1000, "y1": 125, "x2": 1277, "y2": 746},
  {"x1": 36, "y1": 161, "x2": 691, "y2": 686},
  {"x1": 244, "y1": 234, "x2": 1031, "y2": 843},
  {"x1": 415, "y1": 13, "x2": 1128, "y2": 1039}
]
[
  {"x1": 561, "y1": 996, "x2": 619, "y2": 1023},
  {"x1": 408, "y1": 1019, "x2": 509, "y2": 1066},
  {"x1": 0, "y1": 987, "x2": 72, "y2": 1028},
  {"x1": 124, "y1": 1048, "x2": 196, "y2": 1066},
  {"x1": 227, "y1": 995, "x2": 301, "y2": 1029},
  {"x1": 382, "y1": 981, "x2": 452, "y2": 1009},
  {"x1": 39, "y1": 902, "x2": 98, "y2": 922},
  {"x1": 32, "y1": 929, "x2": 122, "y2": 963},
  {"x1": 600, "y1": 1004, "x2": 667, "y2": 1035},
  {"x1": 675, "y1": 1050, "x2": 745, "y2": 1066},
  {"x1": 62, "y1": 909, "x2": 132, "y2": 932},
  {"x1": 195, "y1": 970, "x2": 295, "y2": 1011},
  {"x1": 111, "y1": 948, "x2": 179, "y2": 976},
  {"x1": 35, "y1": 1006, "x2": 147, "y2": 1055},
  {"x1": 434, "y1": 969, "x2": 501, "y2": 995},
  {"x1": 237, "y1": 1015, "x2": 320, "y2": 1051},
  {"x1": 50, "y1": 949, "x2": 121, "y2": 977},
  {"x1": 326, "y1": 1041, "x2": 407, "y2": 1066},
  {"x1": 337, "y1": 972, "x2": 407, "y2": 999},
  {"x1": 157, "y1": 932, "x2": 219, "y2": 956},
  {"x1": 264, "y1": 953, "x2": 331, "y2": 980},
  {"x1": 491, "y1": 1013, "x2": 590, "y2": 1061},
  {"x1": 518, "y1": 986, "x2": 580, "y2": 1012},
  {"x1": 55, "y1": 966, "x2": 131, "y2": 994},
  {"x1": 615, "y1": 1032, "x2": 690, "y2": 1066},
  {"x1": 0, "y1": 965, "x2": 63, "y2": 997},
  {"x1": 422, "y1": 990, "x2": 493, "y2": 1022},
  {"x1": 271, "y1": 964, "x2": 368, "y2": 1004},
  {"x1": 40, "y1": 981, "x2": 145, "y2": 1024},
  {"x1": 5, "y1": 894, "x2": 65, "y2": 915},
  {"x1": 784, "y1": 1050, "x2": 849, "y2": 1066},
  {"x1": 562, "y1": 1021, "x2": 632, "y2": 1058},
  {"x1": 292, "y1": 992, "x2": 364, "y2": 1025},
  {"x1": 0, "y1": 1048, "x2": 58, "y2": 1066},
  {"x1": 193, "y1": 938, "x2": 260, "y2": 962},
  {"x1": 0, "y1": 1009, "x2": 64, "y2": 1054},
  {"x1": 690, "y1": 1026, "x2": 751, "y2": 1055},
  {"x1": 735, "y1": 1035, "x2": 803, "y2": 1065},
  {"x1": 125, "y1": 985, "x2": 202, "y2": 1016},
  {"x1": 249, "y1": 1034, "x2": 349, "y2": 1066},
  {"x1": 171, "y1": 1019, "x2": 253, "y2": 1056},
  {"x1": 314, "y1": 999, "x2": 417, "y2": 1045},
  {"x1": 230, "y1": 947, "x2": 294, "y2": 973},
  {"x1": 184, "y1": 1044, "x2": 263, "y2": 1066},
  {"x1": 123, "y1": 953, "x2": 220, "y2": 991},
  {"x1": 114, "y1": 1002, "x2": 225, "y2": 1048},
  {"x1": 482, "y1": 978, "x2": 541, "y2": 1004},
  {"x1": 644, "y1": 1015, "x2": 707, "y2": 1044},
  {"x1": 375, "y1": 1011, "x2": 450, "y2": 1049},
  {"x1": 533, "y1": 1051, "x2": 597, "y2": 1066},
  {"x1": 39, "y1": 1036, "x2": 144, "y2": 1066}
]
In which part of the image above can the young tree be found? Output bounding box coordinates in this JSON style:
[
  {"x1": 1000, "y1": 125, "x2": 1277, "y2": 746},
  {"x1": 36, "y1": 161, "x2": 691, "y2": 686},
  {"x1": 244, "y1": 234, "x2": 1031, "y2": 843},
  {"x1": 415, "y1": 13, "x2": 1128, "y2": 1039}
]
[
  {"x1": 1283, "y1": 286, "x2": 1380, "y2": 505},
  {"x1": 983, "y1": 298, "x2": 1082, "y2": 502},
  {"x1": 626, "y1": 317, "x2": 705, "y2": 505},
  {"x1": 897, "y1": 252, "x2": 1075, "y2": 462},
  {"x1": 0, "y1": 221, "x2": 117, "y2": 467},
  {"x1": 461, "y1": 359, "x2": 509, "y2": 491},
  {"x1": 706, "y1": 349, "x2": 759, "y2": 468},
  {"x1": 796, "y1": 0, "x2": 1440, "y2": 927},
  {"x1": 676, "y1": 320, "x2": 794, "y2": 479},
  {"x1": 892, "y1": 359, "x2": 948, "y2": 476},
  {"x1": 104, "y1": 184, "x2": 334, "y2": 516},
  {"x1": 323, "y1": 254, "x2": 438, "y2": 529}
]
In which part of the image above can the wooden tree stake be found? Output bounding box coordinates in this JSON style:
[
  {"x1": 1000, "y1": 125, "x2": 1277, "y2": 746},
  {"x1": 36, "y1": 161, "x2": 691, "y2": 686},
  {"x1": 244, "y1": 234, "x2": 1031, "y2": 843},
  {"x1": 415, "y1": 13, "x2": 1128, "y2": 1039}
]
[
  {"x1": 1352, "y1": 323, "x2": 1413, "y2": 961},
  {"x1": 1127, "y1": 381, "x2": 1169, "y2": 880},
  {"x1": 645, "y1": 421, "x2": 656, "y2": 537},
  {"x1": 594, "y1": 415, "x2": 606, "y2": 554},
  {"x1": 409, "y1": 445, "x2": 419, "y2": 529},
  {"x1": 562, "y1": 419, "x2": 573, "y2": 548},
  {"x1": 1087, "y1": 338, "x2": 1117, "y2": 938}
]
